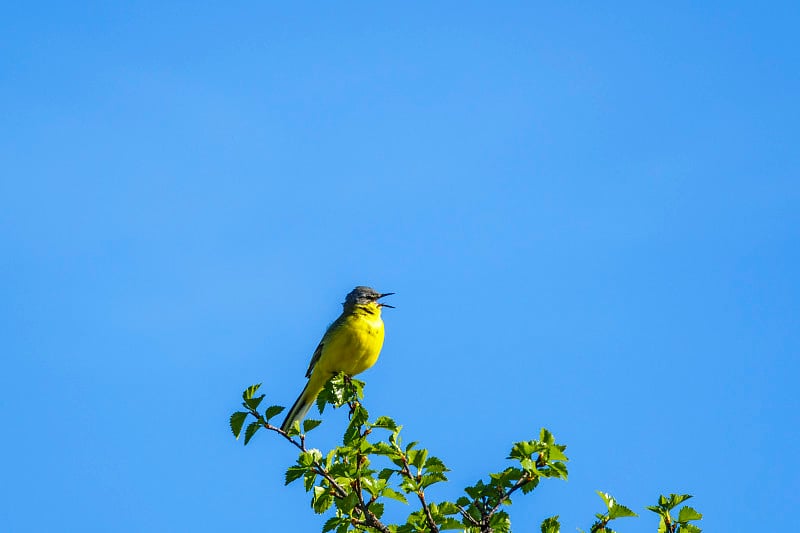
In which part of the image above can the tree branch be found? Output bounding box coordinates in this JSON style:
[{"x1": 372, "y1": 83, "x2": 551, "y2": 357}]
[
  {"x1": 395, "y1": 448, "x2": 439, "y2": 533},
  {"x1": 245, "y1": 406, "x2": 391, "y2": 532}
]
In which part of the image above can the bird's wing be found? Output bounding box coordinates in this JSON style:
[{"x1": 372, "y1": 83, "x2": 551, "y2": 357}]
[{"x1": 305, "y1": 341, "x2": 324, "y2": 378}]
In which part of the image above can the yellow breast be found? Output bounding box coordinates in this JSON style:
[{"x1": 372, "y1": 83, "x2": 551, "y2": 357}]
[{"x1": 318, "y1": 306, "x2": 385, "y2": 377}]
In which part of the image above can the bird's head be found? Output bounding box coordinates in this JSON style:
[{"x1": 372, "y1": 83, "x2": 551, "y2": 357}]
[{"x1": 344, "y1": 286, "x2": 395, "y2": 309}]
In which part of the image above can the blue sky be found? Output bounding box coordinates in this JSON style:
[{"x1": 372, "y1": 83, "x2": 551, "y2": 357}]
[{"x1": 1, "y1": 2, "x2": 798, "y2": 531}]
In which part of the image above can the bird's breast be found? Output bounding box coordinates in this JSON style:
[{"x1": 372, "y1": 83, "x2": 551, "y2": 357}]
[{"x1": 321, "y1": 314, "x2": 385, "y2": 376}]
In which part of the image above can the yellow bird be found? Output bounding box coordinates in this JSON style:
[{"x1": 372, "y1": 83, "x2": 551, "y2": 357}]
[{"x1": 280, "y1": 286, "x2": 394, "y2": 432}]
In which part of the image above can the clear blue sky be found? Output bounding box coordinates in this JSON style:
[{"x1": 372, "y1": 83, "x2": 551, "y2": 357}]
[{"x1": 2, "y1": 3, "x2": 798, "y2": 531}]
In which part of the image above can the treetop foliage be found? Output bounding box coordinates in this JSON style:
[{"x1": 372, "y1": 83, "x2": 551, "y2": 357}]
[{"x1": 230, "y1": 374, "x2": 702, "y2": 533}]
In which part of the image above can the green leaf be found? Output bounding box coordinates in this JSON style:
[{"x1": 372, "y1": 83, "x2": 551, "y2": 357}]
[
  {"x1": 547, "y1": 443, "x2": 568, "y2": 462},
  {"x1": 437, "y1": 501, "x2": 459, "y2": 515},
  {"x1": 303, "y1": 419, "x2": 323, "y2": 433},
  {"x1": 608, "y1": 504, "x2": 637, "y2": 519},
  {"x1": 541, "y1": 516, "x2": 560, "y2": 533},
  {"x1": 596, "y1": 491, "x2": 614, "y2": 510},
  {"x1": 382, "y1": 487, "x2": 408, "y2": 504},
  {"x1": 520, "y1": 476, "x2": 540, "y2": 494},
  {"x1": 343, "y1": 405, "x2": 368, "y2": 445},
  {"x1": 334, "y1": 491, "x2": 358, "y2": 514},
  {"x1": 547, "y1": 461, "x2": 569, "y2": 480},
  {"x1": 243, "y1": 421, "x2": 260, "y2": 445},
  {"x1": 264, "y1": 405, "x2": 285, "y2": 421},
  {"x1": 286, "y1": 420, "x2": 301, "y2": 437},
  {"x1": 244, "y1": 394, "x2": 264, "y2": 410},
  {"x1": 243, "y1": 383, "x2": 261, "y2": 400},
  {"x1": 419, "y1": 472, "x2": 448, "y2": 488},
  {"x1": 315, "y1": 386, "x2": 331, "y2": 414},
  {"x1": 303, "y1": 470, "x2": 316, "y2": 492},
  {"x1": 681, "y1": 524, "x2": 702, "y2": 533},
  {"x1": 312, "y1": 486, "x2": 333, "y2": 514},
  {"x1": 424, "y1": 455, "x2": 447, "y2": 473},
  {"x1": 372, "y1": 416, "x2": 398, "y2": 430},
  {"x1": 322, "y1": 516, "x2": 345, "y2": 533},
  {"x1": 285, "y1": 465, "x2": 306, "y2": 485},
  {"x1": 409, "y1": 448, "x2": 428, "y2": 470},
  {"x1": 439, "y1": 517, "x2": 464, "y2": 530},
  {"x1": 378, "y1": 468, "x2": 396, "y2": 481},
  {"x1": 370, "y1": 502, "x2": 385, "y2": 518},
  {"x1": 371, "y1": 442, "x2": 397, "y2": 456},
  {"x1": 656, "y1": 493, "x2": 691, "y2": 511},
  {"x1": 668, "y1": 494, "x2": 692, "y2": 508},
  {"x1": 678, "y1": 506, "x2": 702, "y2": 523},
  {"x1": 489, "y1": 511, "x2": 511, "y2": 533},
  {"x1": 298, "y1": 448, "x2": 323, "y2": 466},
  {"x1": 229, "y1": 412, "x2": 248, "y2": 439}
]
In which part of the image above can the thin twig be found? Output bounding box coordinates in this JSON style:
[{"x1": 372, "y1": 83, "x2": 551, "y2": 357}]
[
  {"x1": 456, "y1": 504, "x2": 480, "y2": 527},
  {"x1": 487, "y1": 473, "x2": 530, "y2": 518},
  {"x1": 245, "y1": 405, "x2": 391, "y2": 533},
  {"x1": 395, "y1": 448, "x2": 439, "y2": 533}
]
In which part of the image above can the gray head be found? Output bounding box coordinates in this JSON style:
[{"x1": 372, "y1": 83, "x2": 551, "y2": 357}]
[{"x1": 344, "y1": 286, "x2": 395, "y2": 308}]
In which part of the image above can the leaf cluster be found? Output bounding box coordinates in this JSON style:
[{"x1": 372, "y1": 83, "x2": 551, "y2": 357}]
[
  {"x1": 646, "y1": 494, "x2": 703, "y2": 533},
  {"x1": 230, "y1": 374, "x2": 702, "y2": 533}
]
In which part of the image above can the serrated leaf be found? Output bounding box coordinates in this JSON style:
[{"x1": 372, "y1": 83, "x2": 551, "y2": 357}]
[
  {"x1": 312, "y1": 486, "x2": 333, "y2": 514},
  {"x1": 286, "y1": 420, "x2": 301, "y2": 437},
  {"x1": 303, "y1": 419, "x2": 323, "y2": 433},
  {"x1": 668, "y1": 494, "x2": 692, "y2": 508},
  {"x1": 548, "y1": 445, "x2": 568, "y2": 462},
  {"x1": 378, "y1": 468, "x2": 396, "y2": 481},
  {"x1": 420, "y1": 472, "x2": 448, "y2": 489},
  {"x1": 244, "y1": 394, "x2": 264, "y2": 410},
  {"x1": 265, "y1": 405, "x2": 285, "y2": 421},
  {"x1": 343, "y1": 405, "x2": 368, "y2": 445},
  {"x1": 382, "y1": 487, "x2": 408, "y2": 504},
  {"x1": 316, "y1": 386, "x2": 331, "y2": 414},
  {"x1": 334, "y1": 491, "x2": 358, "y2": 514},
  {"x1": 243, "y1": 421, "x2": 260, "y2": 445},
  {"x1": 681, "y1": 524, "x2": 702, "y2": 533},
  {"x1": 596, "y1": 491, "x2": 614, "y2": 510},
  {"x1": 285, "y1": 465, "x2": 306, "y2": 485},
  {"x1": 243, "y1": 383, "x2": 261, "y2": 400},
  {"x1": 372, "y1": 416, "x2": 398, "y2": 430},
  {"x1": 541, "y1": 515, "x2": 560, "y2": 533},
  {"x1": 229, "y1": 412, "x2": 248, "y2": 439},
  {"x1": 298, "y1": 448, "x2": 323, "y2": 466},
  {"x1": 370, "y1": 502, "x2": 385, "y2": 518},
  {"x1": 372, "y1": 442, "x2": 397, "y2": 456},
  {"x1": 521, "y1": 476, "x2": 540, "y2": 494},
  {"x1": 489, "y1": 511, "x2": 511, "y2": 533},
  {"x1": 678, "y1": 506, "x2": 702, "y2": 522},
  {"x1": 437, "y1": 501, "x2": 459, "y2": 515},
  {"x1": 303, "y1": 470, "x2": 316, "y2": 492},
  {"x1": 410, "y1": 448, "x2": 428, "y2": 470},
  {"x1": 439, "y1": 517, "x2": 464, "y2": 530},
  {"x1": 608, "y1": 504, "x2": 637, "y2": 519},
  {"x1": 322, "y1": 516, "x2": 344, "y2": 533}
]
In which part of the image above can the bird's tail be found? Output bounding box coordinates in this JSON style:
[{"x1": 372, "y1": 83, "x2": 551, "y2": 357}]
[{"x1": 280, "y1": 380, "x2": 322, "y2": 432}]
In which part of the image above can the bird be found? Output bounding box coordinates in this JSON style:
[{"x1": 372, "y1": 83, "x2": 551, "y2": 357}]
[{"x1": 280, "y1": 286, "x2": 394, "y2": 432}]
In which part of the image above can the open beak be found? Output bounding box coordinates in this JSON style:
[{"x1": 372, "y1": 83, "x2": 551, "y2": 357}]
[{"x1": 378, "y1": 292, "x2": 395, "y2": 308}]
